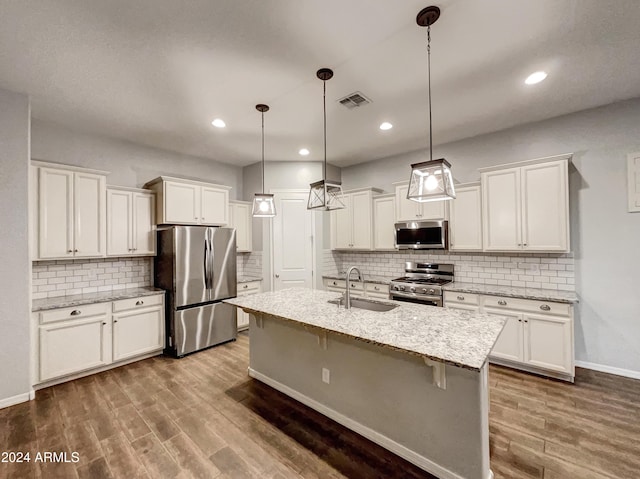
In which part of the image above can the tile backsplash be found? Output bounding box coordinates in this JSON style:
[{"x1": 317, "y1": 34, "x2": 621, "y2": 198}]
[
  {"x1": 32, "y1": 257, "x2": 152, "y2": 299},
  {"x1": 326, "y1": 250, "x2": 575, "y2": 292},
  {"x1": 237, "y1": 251, "x2": 262, "y2": 278}
]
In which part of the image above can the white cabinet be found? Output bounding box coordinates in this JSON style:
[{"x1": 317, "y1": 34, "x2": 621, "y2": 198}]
[
  {"x1": 146, "y1": 176, "x2": 231, "y2": 226},
  {"x1": 394, "y1": 182, "x2": 447, "y2": 221},
  {"x1": 229, "y1": 201, "x2": 252, "y2": 253},
  {"x1": 112, "y1": 295, "x2": 164, "y2": 361},
  {"x1": 373, "y1": 194, "x2": 396, "y2": 250},
  {"x1": 522, "y1": 313, "x2": 572, "y2": 374},
  {"x1": 323, "y1": 278, "x2": 388, "y2": 300},
  {"x1": 449, "y1": 183, "x2": 482, "y2": 251},
  {"x1": 34, "y1": 163, "x2": 108, "y2": 260},
  {"x1": 364, "y1": 282, "x2": 389, "y2": 300},
  {"x1": 38, "y1": 303, "x2": 111, "y2": 382},
  {"x1": 236, "y1": 281, "x2": 262, "y2": 330},
  {"x1": 484, "y1": 308, "x2": 523, "y2": 362},
  {"x1": 36, "y1": 293, "x2": 165, "y2": 384},
  {"x1": 481, "y1": 155, "x2": 570, "y2": 252},
  {"x1": 107, "y1": 187, "x2": 156, "y2": 256},
  {"x1": 444, "y1": 291, "x2": 481, "y2": 312},
  {"x1": 330, "y1": 188, "x2": 381, "y2": 250}
]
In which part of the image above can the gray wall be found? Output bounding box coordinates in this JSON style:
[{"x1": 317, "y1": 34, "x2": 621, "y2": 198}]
[
  {"x1": 342, "y1": 98, "x2": 640, "y2": 373},
  {"x1": 0, "y1": 88, "x2": 31, "y2": 404},
  {"x1": 243, "y1": 161, "x2": 341, "y2": 290},
  {"x1": 31, "y1": 119, "x2": 244, "y2": 198}
]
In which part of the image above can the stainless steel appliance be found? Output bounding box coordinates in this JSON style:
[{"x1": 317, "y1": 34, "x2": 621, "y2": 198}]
[
  {"x1": 394, "y1": 220, "x2": 448, "y2": 250},
  {"x1": 389, "y1": 262, "x2": 454, "y2": 307},
  {"x1": 155, "y1": 226, "x2": 237, "y2": 357}
]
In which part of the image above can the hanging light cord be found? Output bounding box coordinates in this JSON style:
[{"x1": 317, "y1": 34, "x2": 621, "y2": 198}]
[
  {"x1": 427, "y1": 23, "x2": 433, "y2": 162},
  {"x1": 323, "y1": 78, "x2": 327, "y2": 182},
  {"x1": 261, "y1": 110, "x2": 265, "y2": 194}
]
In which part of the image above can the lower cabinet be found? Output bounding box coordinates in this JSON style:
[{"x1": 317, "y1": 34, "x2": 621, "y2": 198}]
[
  {"x1": 36, "y1": 293, "x2": 164, "y2": 383},
  {"x1": 444, "y1": 290, "x2": 574, "y2": 380},
  {"x1": 236, "y1": 281, "x2": 262, "y2": 331},
  {"x1": 323, "y1": 278, "x2": 389, "y2": 300}
]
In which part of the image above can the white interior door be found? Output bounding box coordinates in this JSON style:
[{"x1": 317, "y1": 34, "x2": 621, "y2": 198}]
[{"x1": 272, "y1": 191, "x2": 314, "y2": 290}]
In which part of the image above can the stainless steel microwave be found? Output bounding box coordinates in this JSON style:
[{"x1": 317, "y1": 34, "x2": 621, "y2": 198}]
[{"x1": 394, "y1": 220, "x2": 448, "y2": 250}]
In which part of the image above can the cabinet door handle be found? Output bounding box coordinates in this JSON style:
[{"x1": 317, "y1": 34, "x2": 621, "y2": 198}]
[
  {"x1": 114, "y1": 319, "x2": 118, "y2": 323},
  {"x1": 70, "y1": 310, "x2": 81, "y2": 316},
  {"x1": 524, "y1": 319, "x2": 528, "y2": 323},
  {"x1": 457, "y1": 295, "x2": 465, "y2": 301},
  {"x1": 74, "y1": 249, "x2": 79, "y2": 253},
  {"x1": 135, "y1": 300, "x2": 144, "y2": 306},
  {"x1": 498, "y1": 300, "x2": 507, "y2": 306},
  {"x1": 518, "y1": 319, "x2": 522, "y2": 322},
  {"x1": 102, "y1": 322, "x2": 106, "y2": 325},
  {"x1": 540, "y1": 304, "x2": 551, "y2": 311}
]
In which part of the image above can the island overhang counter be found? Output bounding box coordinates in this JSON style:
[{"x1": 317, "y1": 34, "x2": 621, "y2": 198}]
[{"x1": 224, "y1": 288, "x2": 505, "y2": 479}]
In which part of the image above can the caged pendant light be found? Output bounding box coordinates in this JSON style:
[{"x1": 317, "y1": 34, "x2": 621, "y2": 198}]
[
  {"x1": 252, "y1": 104, "x2": 276, "y2": 217},
  {"x1": 407, "y1": 6, "x2": 456, "y2": 203},
  {"x1": 307, "y1": 68, "x2": 345, "y2": 211}
]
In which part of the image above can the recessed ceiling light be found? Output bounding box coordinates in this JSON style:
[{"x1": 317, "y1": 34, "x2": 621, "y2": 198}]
[
  {"x1": 379, "y1": 122, "x2": 393, "y2": 131},
  {"x1": 211, "y1": 118, "x2": 226, "y2": 128},
  {"x1": 299, "y1": 148, "x2": 310, "y2": 156},
  {"x1": 525, "y1": 71, "x2": 548, "y2": 85}
]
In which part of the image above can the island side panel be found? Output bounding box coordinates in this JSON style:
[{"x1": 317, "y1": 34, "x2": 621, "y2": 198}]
[{"x1": 248, "y1": 313, "x2": 491, "y2": 479}]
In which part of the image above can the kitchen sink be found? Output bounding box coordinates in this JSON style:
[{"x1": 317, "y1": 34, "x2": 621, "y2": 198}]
[{"x1": 328, "y1": 297, "x2": 398, "y2": 312}]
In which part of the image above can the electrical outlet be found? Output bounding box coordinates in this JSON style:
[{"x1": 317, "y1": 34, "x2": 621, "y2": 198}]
[{"x1": 322, "y1": 368, "x2": 330, "y2": 384}]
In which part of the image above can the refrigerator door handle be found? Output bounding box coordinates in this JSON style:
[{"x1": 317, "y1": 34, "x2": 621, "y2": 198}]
[{"x1": 203, "y1": 237, "x2": 210, "y2": 292}]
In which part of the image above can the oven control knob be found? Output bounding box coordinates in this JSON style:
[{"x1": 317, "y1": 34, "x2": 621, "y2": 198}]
[
  {"x1": 410, "y1": 287, "x2": 416, "y2": 293},
  {"x1": 428, "y1": 288, "x2": 435, "y2": 294},
  {"x1": 421, "y1": 288, "x2": 428, "y2": 294}
]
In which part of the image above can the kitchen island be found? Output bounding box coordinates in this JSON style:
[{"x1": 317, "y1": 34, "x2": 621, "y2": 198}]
[{"x1": 224, "y1": 288, "x2": 505, "y2": 479}]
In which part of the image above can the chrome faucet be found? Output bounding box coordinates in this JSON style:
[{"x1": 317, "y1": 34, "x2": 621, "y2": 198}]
[{"x1": 344, "y1": 266, "x2": 364, "y2": 309}]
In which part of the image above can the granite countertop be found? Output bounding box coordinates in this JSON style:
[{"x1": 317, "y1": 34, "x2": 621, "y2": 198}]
[
  {"x1": 33, "y1": 287, "x2": 165, "y2": 312},
  {"x1": 224, "y1": 288, "x2": 505, "y2": 371},
  {"x1": 238, "y1": 275, "x2": 263, "y2": 283},
  {"x1": 322, "y1": 274, "x2": 392, "y2": 285},
  {"x1": 443, "y1": 282, "x2": 578, "y2": 304}
]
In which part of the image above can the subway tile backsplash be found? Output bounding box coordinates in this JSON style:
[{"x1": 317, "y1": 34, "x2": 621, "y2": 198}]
[
  {"x1": 33, "y1": 252, "x2": 264, "y2": 299},
  {"x1": 325, "y1": 250, "x2": 575, "y2": 292},
  {"x1": 32, "y1": 257, "x2": 152, "y2": 299}
]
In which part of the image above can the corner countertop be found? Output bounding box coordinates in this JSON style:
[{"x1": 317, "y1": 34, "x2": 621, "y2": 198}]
[
  {"x1": 33, "y1": 287, "x2": 165, "y2": 312},
  {"x1": 224, "y1": 288, "x2": 505, "y2": 372},
  {"x1": 443, "y1": 282, "x2": 578, "y2": 304},
  {"x1": 322, "y1": 274, "x2": 392, "y2": 285},
  {"x1": 238, "y1": 275, "x2": 263, "y2": 283}
]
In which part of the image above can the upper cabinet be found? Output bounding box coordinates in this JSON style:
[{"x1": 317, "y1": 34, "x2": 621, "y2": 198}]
[
  {"x1": 145, "y1": 176, "x2": 230, "y2": 226},
  {"x1": 373, "y1": 194, "x2": 396, "y2": 250},
  {"x1": 449, "y1": 182, "x2": 482, "y2": 251},
  {"x1": 107, "y1": 187, "x2": 156, "y2": 256},
  {"x1": 229, "y1": 201, "x2": 252, "y2": 253},
  {"x1": 481, "y1": 155, "x2": 570, "y2": 252},
  {"x1": 330, "y1": 188, "x2": 382, "y2": 250},
  {"x1": 33, "y1": 162, "x2": 108, "y2": 260},
  {"x1": 394, "y1": 182, "x2": 447, "y2": 221}
]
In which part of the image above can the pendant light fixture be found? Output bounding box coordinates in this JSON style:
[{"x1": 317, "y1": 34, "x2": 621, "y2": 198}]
[
  {"x1": 307, "y1": 68, "x2": 345, "y2": 211},
  {"x1": 252, "y1": 104, "x2": 276, "y2": 217},
  {"x1": 407, "y1": 6, "x2": 456, "y2": 203}
]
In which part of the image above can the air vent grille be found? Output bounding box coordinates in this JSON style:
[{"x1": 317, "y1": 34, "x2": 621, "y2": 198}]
[{"x1": 338, "y1": 91, "x2": 372, "y2": 109}]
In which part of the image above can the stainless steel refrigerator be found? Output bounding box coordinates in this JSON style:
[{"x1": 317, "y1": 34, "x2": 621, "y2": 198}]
[{"x1": 155, "y1": 226, "x2": 237, "y2": 357}]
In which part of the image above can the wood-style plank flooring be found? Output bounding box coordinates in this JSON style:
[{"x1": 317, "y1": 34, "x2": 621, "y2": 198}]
[{"x1": 1, "y1": 332, "x2": 639, "y2": 479}]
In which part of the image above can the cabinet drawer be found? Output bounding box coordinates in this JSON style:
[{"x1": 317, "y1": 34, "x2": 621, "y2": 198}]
[
  {"x1": 346, "y1": 281, "x2": 364, "y2": 292},
  {"x1": 113, "y1": 294, "x2": 163, "y2": 313},
  {"x1": 365, "y1": 283, "x2": 388, "y2": 295},
  {"x1": 444, "y1": 291, "x2": 480, "y2": 306},
  {"x1": 40, "y1": 302, "x2": 109, "y2": 324},
  {"x1": 482, "y1": 295, "x2": 570, "y2": 316},
  {"x1": 238, "y1": 281, "x2": 261, "y2": 294},
  {"x1": 325, "y1": 279, "x2": 346, "y2": 289}
]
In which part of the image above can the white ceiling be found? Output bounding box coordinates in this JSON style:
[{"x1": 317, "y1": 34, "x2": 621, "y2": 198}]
[{"x1": 1, "y1": 0, "x2": 639, "y2": 167}]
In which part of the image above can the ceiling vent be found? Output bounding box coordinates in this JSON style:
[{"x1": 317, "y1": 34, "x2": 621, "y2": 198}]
[{"x1": 337, "y1": 91, "x2": 372, "y2": 109}]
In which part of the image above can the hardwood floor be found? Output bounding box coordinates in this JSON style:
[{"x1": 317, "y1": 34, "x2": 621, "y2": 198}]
[{"x1": 2, "y1": 332, "x2": 639, "y2": 479}]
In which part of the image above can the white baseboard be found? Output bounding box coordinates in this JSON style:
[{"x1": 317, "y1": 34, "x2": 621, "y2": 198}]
[
  {"x1": 249, "y1": 368, "x2": 493, "y2": 479},
  {"x1": 575, "y1": 360, "x2": 640, "y2": 380},
  {"x1": 0, "y1": 391, "x2": 32, "y2": 410}
]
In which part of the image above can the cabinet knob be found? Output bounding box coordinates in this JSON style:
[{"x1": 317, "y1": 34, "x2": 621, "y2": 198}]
[
  {"x1": 374, "y1": 286, "x2": 379, "y2": 291},
  {"x1": 114, "y1": 319, "x2": 118, "y2": 323},
  {"x1": 457, "y1": 295, "x2": 465, "y2": 301},
  {"x1": 102, "y1": 322, "x2": 106, "y2": 325},
  {"x1": 243, "y1": 284, "x2": 248, "y2": 289},
  {"x1": 540, "y1": 304, "x2": 551, "y2": 311},
  {"x1": 498, "y1": 300, "x2": 507, "y2": 306},
  {"x1": 332, "y1": 281, "x2": 337, "y2": 286},
  {"x1": 351, "y1": 283, "x2": 356, "y2": 288},
  {"x1": 524, "y1": 319, "x2": 528, "y2": 323},
  {"x1": 70, "y1": 310, "x2": 81, "y2": 316},
  {"x1": 67, "y1": 249, "x2": 73, "y2": 253},
  {"x1": 523, "y1": 243, "x2": 528, "y2": 246},
  {"x1": 518, "y1": 319, "x2": 522, "y2": 322},
  {"x1": 74, "y1": 249, "x2": 79, "y2": 253},
  {"x1": 135, "y1": 300, "x2": 144, "y2": 306},
  {"x1": 275, "y1": 274, "x2": 280, "y2": 278}
]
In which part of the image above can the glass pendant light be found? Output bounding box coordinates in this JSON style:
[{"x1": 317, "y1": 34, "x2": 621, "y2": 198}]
[
  {"x1": 252, "y1": 104, "x2": 276, "y2": 217},
  {"x1": 407, "y1": 6, "x2": 456, "y2": 203},
  {"x1": 307, "y1": 68, "x2": 345, "y2": 211}
]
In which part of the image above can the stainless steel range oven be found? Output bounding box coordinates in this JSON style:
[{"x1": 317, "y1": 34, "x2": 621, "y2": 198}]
[{"x1": 389, "y1": 262, "x2": 454, "y2": 307}]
